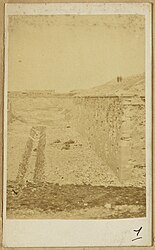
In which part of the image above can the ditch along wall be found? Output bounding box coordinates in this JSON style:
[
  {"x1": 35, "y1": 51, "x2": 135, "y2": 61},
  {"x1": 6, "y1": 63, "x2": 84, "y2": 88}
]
[{"x1": 69, "y1": 95, "x2": 145, "y2": 182}]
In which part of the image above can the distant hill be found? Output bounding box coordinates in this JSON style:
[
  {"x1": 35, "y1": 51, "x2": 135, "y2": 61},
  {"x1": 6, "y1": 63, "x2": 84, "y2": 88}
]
[{"x1": 75, "y1": 73, "x2": 145, "y2": 97}]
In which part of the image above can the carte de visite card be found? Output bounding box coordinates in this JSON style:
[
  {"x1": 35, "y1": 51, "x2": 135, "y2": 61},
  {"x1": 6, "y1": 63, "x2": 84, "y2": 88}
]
[{"x1": 3, "y1": 2, "x2": 152, "y2": 247}]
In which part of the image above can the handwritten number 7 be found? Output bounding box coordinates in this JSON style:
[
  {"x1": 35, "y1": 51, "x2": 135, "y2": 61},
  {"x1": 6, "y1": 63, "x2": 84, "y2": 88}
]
[
  {"x1": 134, "y1": 226, "x2": 142, "y2": 236},
  {"x1": 132, "y1": 227, "x2": 142, "y2": 242}
]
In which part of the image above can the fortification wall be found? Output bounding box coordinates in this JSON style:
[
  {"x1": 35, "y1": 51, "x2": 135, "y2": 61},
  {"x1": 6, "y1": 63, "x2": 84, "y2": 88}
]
[
  {"x1": 63, "y1": 95, "x2": 145, "y2": 183},
  {"x1": 71, "y1": 97, "x2": 122, "y2": 177},
  {"x1": 118, "y1": 96, "x2": 145, "y2": 182}
]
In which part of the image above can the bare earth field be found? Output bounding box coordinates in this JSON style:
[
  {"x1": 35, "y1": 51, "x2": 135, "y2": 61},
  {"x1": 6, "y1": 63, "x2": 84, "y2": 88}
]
[{"x1": 6, "y1": 96, "x2": 146, "y2": 219}]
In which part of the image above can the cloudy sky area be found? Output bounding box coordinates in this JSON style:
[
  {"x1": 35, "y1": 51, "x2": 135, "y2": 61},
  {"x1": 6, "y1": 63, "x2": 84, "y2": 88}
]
[{"x1": 8, "y1": 15, "x2": 145, "y2": 92}]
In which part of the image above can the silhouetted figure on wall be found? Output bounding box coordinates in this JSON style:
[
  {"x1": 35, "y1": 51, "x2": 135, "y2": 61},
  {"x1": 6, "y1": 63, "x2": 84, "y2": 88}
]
[{"x1": 117, "y1": 76, "x2": 123, "y2": 82}]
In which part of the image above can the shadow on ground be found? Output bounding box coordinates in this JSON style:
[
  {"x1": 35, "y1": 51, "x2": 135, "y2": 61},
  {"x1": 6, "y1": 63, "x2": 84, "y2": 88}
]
[{"x1": 7, "y1": 181, "x2": 146, "y2": 219}]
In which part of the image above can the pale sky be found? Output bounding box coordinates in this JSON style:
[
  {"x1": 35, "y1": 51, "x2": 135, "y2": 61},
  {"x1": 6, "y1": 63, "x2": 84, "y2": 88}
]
[{"x1": 8, "y1": 15, "x2": 145, "y2": 92}]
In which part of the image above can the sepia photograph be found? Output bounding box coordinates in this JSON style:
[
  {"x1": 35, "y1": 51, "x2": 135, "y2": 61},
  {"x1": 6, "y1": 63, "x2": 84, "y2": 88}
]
[{"x1": 3, "y1": 3, "x2": 152, "y2": 247}]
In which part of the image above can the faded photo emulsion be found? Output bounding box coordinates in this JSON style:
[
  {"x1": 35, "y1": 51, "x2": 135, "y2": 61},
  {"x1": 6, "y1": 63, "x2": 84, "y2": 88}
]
[{"x1": 3, "y1": 3, "x2": 152, "y2": 247}]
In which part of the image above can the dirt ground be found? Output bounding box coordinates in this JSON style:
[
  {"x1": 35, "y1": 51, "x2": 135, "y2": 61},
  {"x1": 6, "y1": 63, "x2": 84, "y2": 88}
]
[
  {"x1": 7, "y1": 181, "x2": 145, "y2": 219},
  {"x1": 6, "y1": 96, "x2": 146, "y2": 219}
]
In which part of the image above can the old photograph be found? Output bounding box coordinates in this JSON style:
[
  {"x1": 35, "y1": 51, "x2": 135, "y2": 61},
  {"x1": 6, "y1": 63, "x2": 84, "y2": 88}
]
[
  {"x1": 6, "y1": 13, "x2": 147, "y2": 220},
  {"x1": 4, "y1": 3, "x2": 152, "y2": 223},
  {"x1": 3, "y1": 3, "x2": 152, "y2": 248},
  {"x1": 5, "y1": 14, "x2": 149, "y2": 222}
]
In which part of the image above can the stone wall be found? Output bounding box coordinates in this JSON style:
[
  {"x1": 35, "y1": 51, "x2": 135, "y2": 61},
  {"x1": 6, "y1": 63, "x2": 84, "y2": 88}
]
[
  {"x1": 119, "y1": 96, "x2": 145, "y2": 182},
  {"x1": 65, "y1": 95, "x2": 145, "y2": 183}
]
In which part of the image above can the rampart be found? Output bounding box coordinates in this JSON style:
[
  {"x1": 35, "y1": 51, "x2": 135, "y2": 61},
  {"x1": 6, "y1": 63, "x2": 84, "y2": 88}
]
[
  {"x1": 65, "y1": 95, "x2": 145, "y2": 183},
  {"x1": 8, "y1": 93, "x2": 145, "y2": 184}
]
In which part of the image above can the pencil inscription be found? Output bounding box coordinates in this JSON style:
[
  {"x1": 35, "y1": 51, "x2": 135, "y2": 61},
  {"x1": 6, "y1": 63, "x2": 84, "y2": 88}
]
[{"x1": 132, "y1": 227, "x2": 142, "y2": 241}]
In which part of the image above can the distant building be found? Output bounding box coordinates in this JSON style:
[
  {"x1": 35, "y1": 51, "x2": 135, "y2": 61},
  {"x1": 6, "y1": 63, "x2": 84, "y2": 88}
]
[{"x1": 8, "y1": 90, "x2": 55, "y2": 98}]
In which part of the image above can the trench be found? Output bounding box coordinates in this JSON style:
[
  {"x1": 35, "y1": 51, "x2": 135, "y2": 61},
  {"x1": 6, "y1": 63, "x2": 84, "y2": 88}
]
[{"x1": 7, "y1": 95, "x2": 146, "y2": 219}]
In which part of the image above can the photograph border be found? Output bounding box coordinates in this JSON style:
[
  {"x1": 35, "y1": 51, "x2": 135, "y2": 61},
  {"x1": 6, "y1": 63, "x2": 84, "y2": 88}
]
[{"x1": 0, "y1": 0, "x2": 152, "y2": 249}]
